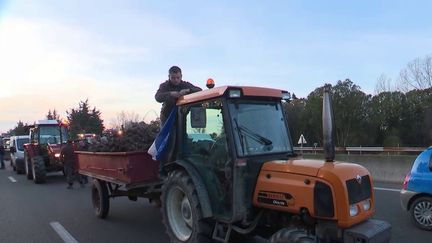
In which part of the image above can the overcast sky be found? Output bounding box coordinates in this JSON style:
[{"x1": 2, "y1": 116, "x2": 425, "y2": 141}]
[{"x1": 1, "y1": 0, "x2": 432, "y2": 133}]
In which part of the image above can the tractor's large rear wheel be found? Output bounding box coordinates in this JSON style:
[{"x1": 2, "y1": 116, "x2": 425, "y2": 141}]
[
  {"x1": 92, "y1": 179, "x2": 110, "y2": 218},
  {"x1": 161, "y1": 170, "x2": 212, "y2": 243},
  {"x1": 24, "y1": 153, "x2": 33, "y2": 180},
  {"x1": 32, "y1": 156, "x2": 46, "y2": 184},
  {"x1": 270, "y1": 228, "x2": 316, "y2": 243}
]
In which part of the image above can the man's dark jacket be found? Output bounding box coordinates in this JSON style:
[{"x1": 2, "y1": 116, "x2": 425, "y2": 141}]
[
  {"x1": 155, "y1": 80, "x2": 202, "y2": 125},
  {"x1": 60, "y1": 143, "x2": 76, "y2": 166}
]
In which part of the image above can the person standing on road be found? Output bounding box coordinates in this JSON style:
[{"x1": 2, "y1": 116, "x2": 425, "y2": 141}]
[
  {"x1": 155, "y1": 66, "x2": 202, "y2": 126},
  {"x1": 0, "y1": 142, "x2": 5, "y2": 169},
  {"x1": 60, "y1": 140, "x2": 83, "y2": 189}
]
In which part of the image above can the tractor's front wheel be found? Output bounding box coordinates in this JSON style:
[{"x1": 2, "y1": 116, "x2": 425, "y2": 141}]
[
  {"x1": 270, "y1": 228, "x2": 316, "y2": 243},
  {"x1": 32, "y1": 156, "x2": 46, "y2": 184},
  {"x1": 161, "y1": 170, "x2": 212, "y2": 243},
  {"x1": 92, "y1": 179, "x2": 110, "y2": 219}
]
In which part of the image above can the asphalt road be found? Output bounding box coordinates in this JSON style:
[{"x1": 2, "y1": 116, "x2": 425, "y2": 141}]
[{"x1": 0, "y1": 161, "x2": 430, "y2": 243}]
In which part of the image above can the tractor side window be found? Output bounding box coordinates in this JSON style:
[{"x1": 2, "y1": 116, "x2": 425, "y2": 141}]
[
  {"x1": 32, "y1": 129, "x2": 39, "y2": 143},
  {"x1": 185, "y1": 102, "x2": 226, "y2": 157}
]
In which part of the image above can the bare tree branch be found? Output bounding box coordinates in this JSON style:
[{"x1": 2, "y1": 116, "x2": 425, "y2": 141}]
[
  {"x1": 399, "y1": 55, "x2": 432, "y2": 91},
  {"x1": 375, "y1": 73, "x2": 393, "y2": 94}
]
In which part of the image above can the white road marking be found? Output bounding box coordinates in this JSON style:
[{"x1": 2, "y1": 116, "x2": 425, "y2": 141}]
[
  {"x1": 50, "y1": 222, "x2": 78, "y2": 243},
  {"x1": 374, "y1": 187, "x2": 401, "y2": 192},
  {"x1": 8, "y1": 176, "x2": 17, "y2": 183}
]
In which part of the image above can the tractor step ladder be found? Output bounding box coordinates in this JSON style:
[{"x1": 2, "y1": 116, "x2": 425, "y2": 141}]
[{"x1": 212, "y1": 221, "x2": 232, "y2": 243}]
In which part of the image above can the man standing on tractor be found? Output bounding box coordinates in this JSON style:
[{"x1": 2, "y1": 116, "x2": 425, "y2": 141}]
[
  {"x1": 155, "y1": 66, "x2": 202, "y2": 126},
  {"x1": 60, "y1": 139, "x2": 83, "y2": 189}
]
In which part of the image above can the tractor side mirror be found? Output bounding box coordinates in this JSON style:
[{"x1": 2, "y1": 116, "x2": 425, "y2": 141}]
[{"x1": 190, "y1": 107, "x2": 206, "y2": 128}]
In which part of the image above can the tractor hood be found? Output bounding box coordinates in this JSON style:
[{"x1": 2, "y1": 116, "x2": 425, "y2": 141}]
[{"x1": 261, "y1": 158, "x2": 369, "y2": 181}]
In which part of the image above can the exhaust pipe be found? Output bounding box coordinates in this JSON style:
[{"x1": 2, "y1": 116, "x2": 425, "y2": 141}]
[{"x1": 322, "y1": 84, "x2": 335, "y2": 162}]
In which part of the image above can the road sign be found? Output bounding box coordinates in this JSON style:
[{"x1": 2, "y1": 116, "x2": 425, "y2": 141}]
[{"x1": 297, "y1": 134, "x2": 307, "y2": 145}]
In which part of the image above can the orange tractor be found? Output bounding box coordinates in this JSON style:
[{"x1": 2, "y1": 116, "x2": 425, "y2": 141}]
[
  {"x1": 77, "y1": 84, "x2": 391, "y2": 242},
  {"x1": 23, "y1": 120, "x2": 69, "y2": 183}
]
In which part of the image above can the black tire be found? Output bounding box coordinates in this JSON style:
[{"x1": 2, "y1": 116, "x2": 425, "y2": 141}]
[
  {"x1": 16, "y1": 165, "x2": 25, "y2": 174},
  {"x1": 410, "y1": 196, "x2": 432, "y2": 231},
  {"x1": 229, "y1": 231, "x2": 255, "y2": 243},
  {"x1": 161, "y1": 170, "x2": 213, "y2": 243},
  {"x1": 24, "y1": 153, "x2": 33, "y2": 180},
  {"x1": 32, "y1": 156, "x2": 46, "y2": 184},
  {"x1": 92, "y1": 179, "x2": 110, "y2": 219},
  {"x1": 270, "y1": 228, "x2": 316, "y2": 243}
]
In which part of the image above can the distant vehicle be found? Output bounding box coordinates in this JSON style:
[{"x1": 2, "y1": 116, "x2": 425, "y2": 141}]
[
  {"x1": 77, "y1": 133, "x2": 96, "y2": 143},
  {"x1": 2, "y1": 137, "x2": 11, "y2": 151},
  {"x1": 9, "y1": 135, "x2": 30, "y2": 174},
  {"x1": 400, "y1": 146, "x2": 432, "y2": 230},
  {"x1": 2, "y1": 136, "x2": 11, "y2": 161}
]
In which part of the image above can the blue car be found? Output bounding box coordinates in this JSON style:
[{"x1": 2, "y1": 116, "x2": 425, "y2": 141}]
[{"x1": 400, "y1": 146, "x2": 432, "y2": 230}]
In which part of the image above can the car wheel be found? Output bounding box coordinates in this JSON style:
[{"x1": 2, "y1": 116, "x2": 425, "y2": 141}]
[{"x1": 410, "y1": 196, "x2": 432, "y2": 231}]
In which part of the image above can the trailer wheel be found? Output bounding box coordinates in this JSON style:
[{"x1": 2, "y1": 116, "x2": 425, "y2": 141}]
[
  {"x1": 32, "y1": 156, "x2": 46, "y2": 184},
  {"x1": 24, "y1": 153, "x2": 33, "y2": 180},
  {"x1": 270, "y1": 228, "x2": 316, "y2": 243},
  {"x1": 410, "y1": 196, "x2": 432, "y2": 231},
  {"x1": 161, "y1": 170, "x2": 212, "y2": 243},
  {"x1": 92, "y1": 179, "x2": 110, "y2": 219}
]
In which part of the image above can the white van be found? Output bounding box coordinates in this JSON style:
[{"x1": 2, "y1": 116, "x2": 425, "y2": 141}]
[{"x1": 9, "y1": 135, "x2": 29, "y2": 174}]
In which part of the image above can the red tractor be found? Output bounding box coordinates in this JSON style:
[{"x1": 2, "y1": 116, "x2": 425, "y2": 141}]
[{"x1": 23, "y1": 120, "x2": 69, "y2": 183}]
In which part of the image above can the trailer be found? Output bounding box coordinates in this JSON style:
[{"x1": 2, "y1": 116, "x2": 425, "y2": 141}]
[{"x1": 76, "y1": 151, "x2": 163, "y2": 218}]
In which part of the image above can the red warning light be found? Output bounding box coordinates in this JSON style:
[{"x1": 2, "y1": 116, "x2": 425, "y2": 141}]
[{"x1": 206, "y1": 78, "x2": 215, "y2": 89}]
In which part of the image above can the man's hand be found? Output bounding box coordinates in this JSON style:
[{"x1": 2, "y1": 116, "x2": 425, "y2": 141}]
[
  {"x1": 179, "y1": 89, "x2": 190, "y2": 96},
  {"x1": 170, "y1": 91, "x2": 181, "y2": 98}
]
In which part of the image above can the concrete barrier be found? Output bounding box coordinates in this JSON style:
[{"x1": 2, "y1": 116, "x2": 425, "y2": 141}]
[{"x1": 303, "y1": 154, "x2": 416, "y2": 184}]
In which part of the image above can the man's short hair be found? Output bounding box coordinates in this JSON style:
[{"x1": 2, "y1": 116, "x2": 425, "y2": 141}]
[{"x1": 169, "y1": 66, "x2": 182, "y2": 74}]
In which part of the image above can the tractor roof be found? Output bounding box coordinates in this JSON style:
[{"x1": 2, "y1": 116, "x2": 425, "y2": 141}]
[
  {"x1": 177, "y1": 86, "x2": 287, "y2": 106},
  {"x1": 35, "y1": 120, "x2": 59, "y2": 125}
]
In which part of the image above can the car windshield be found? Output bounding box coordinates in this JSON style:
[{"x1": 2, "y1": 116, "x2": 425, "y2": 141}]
[
  {"x1": 16, "y1": 138, "x2": 29, "y2": 151},
  {"x1": 39, "y1": 125, "x2": 69, "y2": 144},
  {"x1": 228, "y1": 99, "x2": 292, "y2": 157}
]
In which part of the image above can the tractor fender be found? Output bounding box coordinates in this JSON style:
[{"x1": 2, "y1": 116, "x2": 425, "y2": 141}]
[{"x1": 172, "y1": 160, "x2": 213, "y2": 218}]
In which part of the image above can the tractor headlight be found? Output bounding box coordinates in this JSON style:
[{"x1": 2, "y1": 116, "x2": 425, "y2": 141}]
[
  {"x1": 281, "y1": 91, "x2": 291, "y2": 101},
  {"x1": 362, "y1": 199, "x2": 371, "y2": 211},
  {"x1": 228, "y1": 89, "x2": 241, "y2": 98},
  {"x1": 54, "y1": 153, "x2": 60, "y2": 158},
  {"x1": 349, "y1": 204, "x2": 359, "y2": 217}
]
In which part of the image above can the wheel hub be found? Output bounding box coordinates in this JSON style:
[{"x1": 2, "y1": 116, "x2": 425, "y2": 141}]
[
  {"x1": 167, "y1": 186, "x2": 193, "y2": 241},
  {"x1": 414, "y1": 201, "x2": 432, "y2": 226},
  {"x1": 181, "y1": 197, "x2": 193, "y2": 228}
]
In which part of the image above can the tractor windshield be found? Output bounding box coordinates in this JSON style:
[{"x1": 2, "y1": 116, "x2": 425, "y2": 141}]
[
  {"x1": 39, "y1": 125, "x2": 69, "y2": 144},
  {"x1": 228, "y1": 100, "x2": 293, "y2": 157}
]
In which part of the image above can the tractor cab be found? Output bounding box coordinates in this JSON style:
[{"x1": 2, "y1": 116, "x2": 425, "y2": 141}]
[
  {"x1": 30, "y1": 120, "x2": 69, "y2": 145},
  {"x1": 172, "y1": 86, "x2": 294, "y2": 223}
]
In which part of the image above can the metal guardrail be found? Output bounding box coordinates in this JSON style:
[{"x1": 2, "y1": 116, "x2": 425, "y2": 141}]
[{"x1": 294, "y1": 146, "x2": 427, "y2": 155}]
